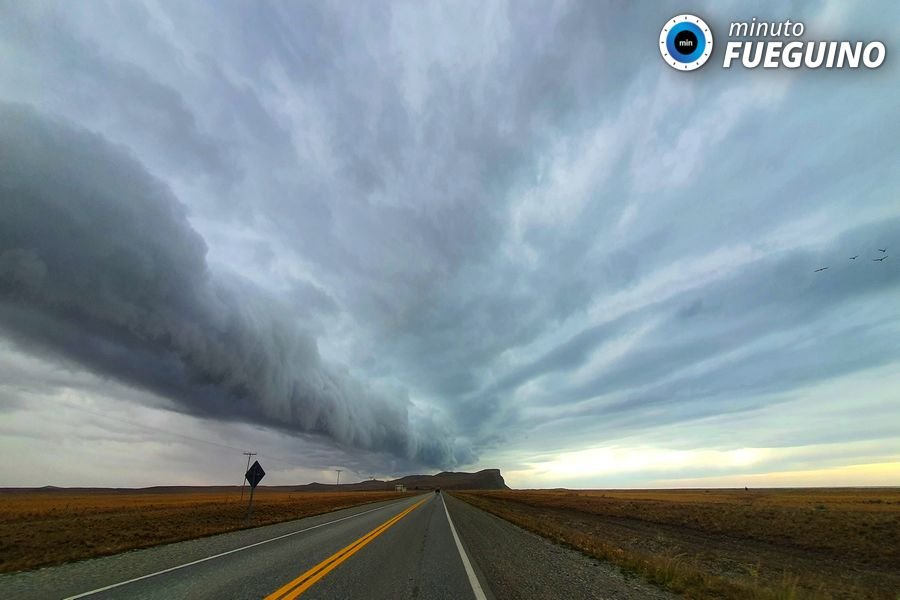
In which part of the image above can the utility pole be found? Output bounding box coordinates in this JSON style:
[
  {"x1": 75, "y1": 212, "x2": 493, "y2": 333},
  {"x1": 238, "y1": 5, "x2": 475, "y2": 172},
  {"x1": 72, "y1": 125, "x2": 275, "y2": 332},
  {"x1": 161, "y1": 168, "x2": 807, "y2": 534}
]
[
  {"x1": 240, "y1": 452, "x2": 257, "y2": 501},
  {"x1": 335, "y1": 469, "x2": 343, "y2": 490}
]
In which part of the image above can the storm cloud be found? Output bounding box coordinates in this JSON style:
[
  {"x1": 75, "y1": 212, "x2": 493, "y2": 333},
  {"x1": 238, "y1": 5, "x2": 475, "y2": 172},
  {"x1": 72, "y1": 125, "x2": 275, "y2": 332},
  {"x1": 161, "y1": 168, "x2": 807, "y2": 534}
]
[
  {"x1": 0, "y1": 104, "x2": 468, "y2": 468},
  {"x1": 0, "y1": 1, "x2": 898, "y2": 486}
]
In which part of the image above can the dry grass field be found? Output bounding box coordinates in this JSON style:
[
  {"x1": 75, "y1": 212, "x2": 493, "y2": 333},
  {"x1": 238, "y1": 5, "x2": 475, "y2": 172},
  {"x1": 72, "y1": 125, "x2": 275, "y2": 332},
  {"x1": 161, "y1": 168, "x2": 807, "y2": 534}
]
[
  {"x1": 0, "y1": 487, "x2": 411, "y2": 574},
  {"x1": 454, "y1": 488, "x2": 900, "y2": 600}
]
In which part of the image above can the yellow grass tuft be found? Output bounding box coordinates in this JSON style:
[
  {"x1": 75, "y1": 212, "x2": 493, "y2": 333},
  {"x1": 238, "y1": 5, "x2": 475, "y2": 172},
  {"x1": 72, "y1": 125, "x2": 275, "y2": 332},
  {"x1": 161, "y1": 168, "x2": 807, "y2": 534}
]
[
  {"x1": 0, "y1": 488, "x2": 412, "y2": 573},
  {"x1": 453, "y1": 488, "x2": 900, "y2": 600}
]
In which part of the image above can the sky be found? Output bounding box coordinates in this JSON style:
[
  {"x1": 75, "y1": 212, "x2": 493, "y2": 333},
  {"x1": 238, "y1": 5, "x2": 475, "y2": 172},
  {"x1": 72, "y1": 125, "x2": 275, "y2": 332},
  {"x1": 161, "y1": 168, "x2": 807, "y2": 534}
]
[{"x1": 0, "y1": 0, "x2": 898, "y2": 489}]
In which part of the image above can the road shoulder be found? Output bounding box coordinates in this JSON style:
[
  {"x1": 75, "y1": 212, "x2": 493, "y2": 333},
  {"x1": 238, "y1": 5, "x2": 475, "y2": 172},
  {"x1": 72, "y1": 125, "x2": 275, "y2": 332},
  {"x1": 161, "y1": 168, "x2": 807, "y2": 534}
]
[{"x1": 445, "y1": 494, "x2": 678, "y2": 600}]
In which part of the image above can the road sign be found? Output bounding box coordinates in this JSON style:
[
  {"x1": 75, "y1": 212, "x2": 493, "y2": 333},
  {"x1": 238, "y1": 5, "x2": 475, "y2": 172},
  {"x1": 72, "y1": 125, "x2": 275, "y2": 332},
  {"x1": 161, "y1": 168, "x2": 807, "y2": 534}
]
[{"x1": 245, "y1": 460, "x2": 265, "y2": 488}]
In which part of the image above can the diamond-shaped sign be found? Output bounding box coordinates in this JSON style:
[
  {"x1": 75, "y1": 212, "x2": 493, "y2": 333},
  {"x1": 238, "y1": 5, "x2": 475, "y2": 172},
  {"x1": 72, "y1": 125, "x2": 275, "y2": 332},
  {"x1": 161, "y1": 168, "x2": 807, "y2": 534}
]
[{"x1": 245, "y1": 460, "x2": 265, "y2": 488}]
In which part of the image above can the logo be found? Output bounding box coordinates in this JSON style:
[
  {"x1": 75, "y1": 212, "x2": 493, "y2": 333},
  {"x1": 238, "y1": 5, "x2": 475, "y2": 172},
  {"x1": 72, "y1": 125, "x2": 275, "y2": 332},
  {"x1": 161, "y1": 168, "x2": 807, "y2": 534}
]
[
  {"x1": 660, "y1": 15, "x2": 713, "y2": 71},
  {"x1": 723, "y1": 19, "x2": 885, "y2": 69}
]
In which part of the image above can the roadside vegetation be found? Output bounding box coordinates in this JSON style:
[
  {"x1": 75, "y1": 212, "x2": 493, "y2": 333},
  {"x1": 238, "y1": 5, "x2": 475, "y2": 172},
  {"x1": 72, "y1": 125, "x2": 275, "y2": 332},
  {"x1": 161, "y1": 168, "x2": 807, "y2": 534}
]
[
  {"x1": 453, "y1": 488, "x2": 900, "y2": 600},
  {"x1": 0, "y1": 488, "x2": 411, "y2": 573}
]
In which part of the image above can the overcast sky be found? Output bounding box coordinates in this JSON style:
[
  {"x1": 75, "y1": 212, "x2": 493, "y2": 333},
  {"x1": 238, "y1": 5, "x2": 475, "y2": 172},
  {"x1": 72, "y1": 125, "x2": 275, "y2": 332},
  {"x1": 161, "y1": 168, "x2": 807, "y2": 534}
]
[{"x1": 1, "y1": 1, "x2": 898, "y2": 488}]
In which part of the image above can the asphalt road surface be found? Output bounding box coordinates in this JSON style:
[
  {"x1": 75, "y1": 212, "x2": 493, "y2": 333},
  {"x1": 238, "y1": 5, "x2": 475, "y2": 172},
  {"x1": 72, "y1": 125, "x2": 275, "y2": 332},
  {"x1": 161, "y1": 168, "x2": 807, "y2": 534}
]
[{"x1": 1, "y1": 493, "x2": 677, "y2": 600}]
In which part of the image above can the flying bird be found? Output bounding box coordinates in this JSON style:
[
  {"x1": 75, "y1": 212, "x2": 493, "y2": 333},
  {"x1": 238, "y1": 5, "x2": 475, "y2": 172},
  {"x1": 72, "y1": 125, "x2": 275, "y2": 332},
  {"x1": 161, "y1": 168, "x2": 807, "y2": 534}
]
[
  {"x1": 878, "y1": 248, "x2": 887, "y2": 253},
  {"x1": 814, "y1": 267, "x2": 829, "y2": 272},
  {"x1": 873, "y1": 256, "x2": 887, "y2": 262},
  {"x1": 849, "y1": 255, "x2": 858, "y2": 260}
]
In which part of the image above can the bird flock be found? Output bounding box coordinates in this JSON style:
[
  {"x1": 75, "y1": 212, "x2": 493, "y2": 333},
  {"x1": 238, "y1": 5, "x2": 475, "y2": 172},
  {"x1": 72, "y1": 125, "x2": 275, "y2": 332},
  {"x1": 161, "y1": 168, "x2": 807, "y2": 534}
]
[{"x1": 815, "y1": 248, "x2": 887, "y2": 272}]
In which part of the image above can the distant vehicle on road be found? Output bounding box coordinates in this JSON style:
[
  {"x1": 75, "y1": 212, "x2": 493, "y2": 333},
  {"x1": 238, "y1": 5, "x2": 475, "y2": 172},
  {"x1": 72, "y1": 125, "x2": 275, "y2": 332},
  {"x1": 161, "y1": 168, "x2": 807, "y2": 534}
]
[{"x1": 435, "y1": 488, "x2": 441, "y2": 494}]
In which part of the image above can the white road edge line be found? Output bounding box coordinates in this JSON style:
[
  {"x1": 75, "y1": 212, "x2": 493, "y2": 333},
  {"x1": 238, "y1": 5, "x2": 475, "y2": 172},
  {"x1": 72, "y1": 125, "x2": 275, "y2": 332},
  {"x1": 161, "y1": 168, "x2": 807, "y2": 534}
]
[
  {"x1": 63, "y1": 498, "x2": 414, "y2": 600},
  {"x1": 441, "y1": 494, "x2": 488, "y2": 600}
]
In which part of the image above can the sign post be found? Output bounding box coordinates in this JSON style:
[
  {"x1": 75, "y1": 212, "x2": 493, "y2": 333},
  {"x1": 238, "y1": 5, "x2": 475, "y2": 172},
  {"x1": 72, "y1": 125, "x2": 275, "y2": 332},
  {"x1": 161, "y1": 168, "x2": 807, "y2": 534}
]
[
  {"x1": 240, "y1": 452, "x2": 256, "y2": 502},
  {"x1": 244, "y1": 460, "x2": 266, "y2": 521}
]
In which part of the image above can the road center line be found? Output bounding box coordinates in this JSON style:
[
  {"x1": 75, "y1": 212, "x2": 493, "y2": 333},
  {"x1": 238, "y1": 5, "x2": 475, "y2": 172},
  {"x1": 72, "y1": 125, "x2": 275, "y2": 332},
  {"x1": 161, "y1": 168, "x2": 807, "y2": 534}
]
[
  {"x1": 442, "y1": 494, "x2": 488, "y2": 600},
  {"x1": 62, "y1": 499, "x2": 410, "y2": 600},
  {"x1": 265, "y1": 495, "x2": 430, "y2": 600}
]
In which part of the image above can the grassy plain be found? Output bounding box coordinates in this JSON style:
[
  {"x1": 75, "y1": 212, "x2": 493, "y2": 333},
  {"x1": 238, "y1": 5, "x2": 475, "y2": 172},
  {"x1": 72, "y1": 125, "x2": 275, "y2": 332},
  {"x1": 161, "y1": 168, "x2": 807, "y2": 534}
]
[
  {"x1": 454, "y1": 488, "x2": 900, "y2": 600},
  {"x1": 0, "y1": 487, "x2": 410, "y2": 573}
]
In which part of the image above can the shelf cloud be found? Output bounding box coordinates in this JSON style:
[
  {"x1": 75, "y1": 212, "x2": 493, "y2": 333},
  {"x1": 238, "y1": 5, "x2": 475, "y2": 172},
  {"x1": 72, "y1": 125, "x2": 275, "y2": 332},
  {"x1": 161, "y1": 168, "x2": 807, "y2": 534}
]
[{"x1": 0, "y1": 104, "x2": 470, "y2": 468}]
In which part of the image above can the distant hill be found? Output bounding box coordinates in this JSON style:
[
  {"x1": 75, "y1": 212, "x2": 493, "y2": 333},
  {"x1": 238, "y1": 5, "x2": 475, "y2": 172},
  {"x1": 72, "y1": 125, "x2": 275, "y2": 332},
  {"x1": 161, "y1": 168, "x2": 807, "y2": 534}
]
[
  {"x1": 0, "y1": 469, "x2": 510, "y2": 493},
  {"x1": 294, "y1": 469, "x2": 509, "y2": 492}
]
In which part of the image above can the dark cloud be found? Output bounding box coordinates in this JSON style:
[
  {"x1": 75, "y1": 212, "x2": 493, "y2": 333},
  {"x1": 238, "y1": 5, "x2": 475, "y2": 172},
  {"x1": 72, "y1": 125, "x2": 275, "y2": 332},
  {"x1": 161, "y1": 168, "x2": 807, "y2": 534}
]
[
  {"x1": 0, "y1": 103, "x2": 468, "y2": 468},
  {"x1": 289, "y1": 279, "x2": 340, "y2": 317},
  {"x1": 0, "y1": 7, "x2": 233, "y2": 182},
  {"x1": 1, "y1": 1, "x2": 899, "y2": 486}
]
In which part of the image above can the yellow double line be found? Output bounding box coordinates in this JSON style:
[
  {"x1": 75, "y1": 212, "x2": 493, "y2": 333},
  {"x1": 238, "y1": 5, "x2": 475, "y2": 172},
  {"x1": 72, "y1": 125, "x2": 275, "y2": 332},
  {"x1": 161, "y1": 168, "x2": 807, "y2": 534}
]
[{"x1": 265, "y1": 496, "x2": 430, "y2": 600}]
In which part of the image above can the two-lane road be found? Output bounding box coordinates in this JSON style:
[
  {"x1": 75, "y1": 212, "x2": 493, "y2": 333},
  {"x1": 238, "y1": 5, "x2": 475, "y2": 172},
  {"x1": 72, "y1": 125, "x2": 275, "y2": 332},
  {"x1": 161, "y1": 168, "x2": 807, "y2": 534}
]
[
  {"x1": 261, "y1": 494, "x2": 485, "y2": 600},
  {"x1": 1, "y1": 493, "x2": 677, "y2": 599}
]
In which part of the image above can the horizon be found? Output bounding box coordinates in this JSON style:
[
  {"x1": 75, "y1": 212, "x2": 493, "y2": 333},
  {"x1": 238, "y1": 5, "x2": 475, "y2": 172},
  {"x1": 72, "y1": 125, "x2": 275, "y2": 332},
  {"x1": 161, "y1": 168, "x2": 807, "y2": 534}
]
[{"x1": 1, "y1": 1, "x2": 899, "y2": 490}]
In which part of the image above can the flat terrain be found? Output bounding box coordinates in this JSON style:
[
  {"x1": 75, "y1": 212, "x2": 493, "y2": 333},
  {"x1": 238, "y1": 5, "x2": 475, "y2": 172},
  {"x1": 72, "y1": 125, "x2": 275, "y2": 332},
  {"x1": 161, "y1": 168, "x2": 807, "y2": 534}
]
[
  {"x1": 0, "y1": 493, "x2": 674, "y2": 599},
  {"x1": 0, "y1": 487, "x2": 412, "y2": 573},
  {"x1": 454, "y1": 488, "x2": 900, "y2": 600}
]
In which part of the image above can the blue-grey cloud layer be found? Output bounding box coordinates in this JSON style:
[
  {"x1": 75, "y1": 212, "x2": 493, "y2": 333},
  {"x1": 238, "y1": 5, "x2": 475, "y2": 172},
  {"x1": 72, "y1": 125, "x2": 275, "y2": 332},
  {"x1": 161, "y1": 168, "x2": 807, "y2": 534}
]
[
  {"x1": 0, "y1": 104, "x2": 469, "y2": 467},
  {"x1": 0, "y1": 1, "x2": 898, "y2": 478}
]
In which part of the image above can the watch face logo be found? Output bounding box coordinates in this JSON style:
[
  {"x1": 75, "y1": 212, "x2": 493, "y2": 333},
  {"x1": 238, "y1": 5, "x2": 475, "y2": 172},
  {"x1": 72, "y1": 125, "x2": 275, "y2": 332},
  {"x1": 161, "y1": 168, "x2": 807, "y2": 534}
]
[{"x1": 660, "y1": 15, "x2": 713, "y2": 71}]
